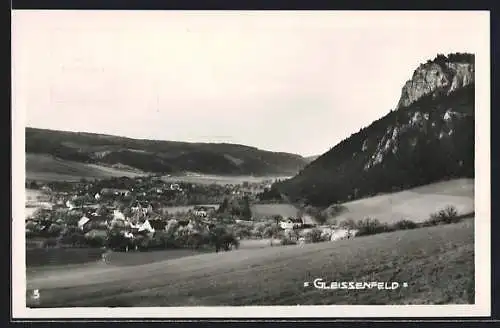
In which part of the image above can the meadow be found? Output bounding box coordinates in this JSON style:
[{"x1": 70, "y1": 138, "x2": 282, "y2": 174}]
[
  {"x1": 161, "y1": 173, "x2": 290, "y2": 186},
  {"x1": 251, "y1": 203, "x2": 299, "y2": 219},
  {"x1": 326, "y1": 179, "x2": 474, "y2": 224},
  {"x1": 26, "y1": 247, "x2": 106, "y2": 268},
  {"x1": 26, "y1": 153, "x2": 144, "y2": 182},
  {"x1": 26, "y1": 218, "x2": 474, "y2": 307}
]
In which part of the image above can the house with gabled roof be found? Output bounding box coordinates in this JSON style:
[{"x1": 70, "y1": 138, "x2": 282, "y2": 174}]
[
  {"x1": 279, "y1": 217, "x2": 303, "y2": 230},
  {"x1": 138, "y1": 219, "x2": 155, "y2": 233},
  {"x1": 78, "y1": 215, "x2": 91, "y2": 230},
  {"x1": 100, "y1": 188, "x2": 130, "y2": 197},
  {"x1": 148, "y1": 219, "x2": 168, "y2": 232}
]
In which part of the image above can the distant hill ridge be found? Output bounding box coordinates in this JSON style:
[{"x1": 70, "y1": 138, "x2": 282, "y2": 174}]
[
  {"x1": 25, "y1": 127, "x2": 308, "y2": 176},
  {"x1": 277, "y1": 52, "x2": 475, "y2": 207}
]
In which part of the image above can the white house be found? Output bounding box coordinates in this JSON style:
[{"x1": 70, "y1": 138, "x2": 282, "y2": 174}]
[
  {"x1": 193, "y1": 209, "x2": 207, "y2": 217},
  {"x1": 123, "y1": 231, "x2": 134, "y2": 239},
  {"x1": 279, "y1": 218, "x2": 303, "y2": 230},
  {"x1": 66, "y1": 200, "x2": 76, "y2": 210},
  {"x1": 78, "y1": 216, "x2": 90, "y2": 230},
  {"x1": 113, "y1": 209, "x2": 125, "y2": 221},
  {"x1": 138, "y1": 220, "x2": 155, "y2": 233}
]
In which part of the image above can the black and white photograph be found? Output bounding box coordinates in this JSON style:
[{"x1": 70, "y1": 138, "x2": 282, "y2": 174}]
[{"x1": 12, "y1": 10, "x2": 490, "y2": 318}]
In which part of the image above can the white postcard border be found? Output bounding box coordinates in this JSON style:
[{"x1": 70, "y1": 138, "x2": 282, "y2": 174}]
[{"x1": 11, "y1": 10, "x2": 491, "y2": 319}]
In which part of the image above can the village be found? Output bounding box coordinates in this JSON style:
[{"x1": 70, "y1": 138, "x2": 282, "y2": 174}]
[{"x1": 25, "y1": 175, "x2": 354, "y2": 254}]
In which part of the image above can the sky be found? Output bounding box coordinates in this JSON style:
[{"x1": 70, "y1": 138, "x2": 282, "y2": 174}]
[{"x1": 12, "y1": 11, "x2": 489, "y2": 157}]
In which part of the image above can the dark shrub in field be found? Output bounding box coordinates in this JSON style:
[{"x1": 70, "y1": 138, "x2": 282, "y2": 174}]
[
  {"x1": 42, "y1": 237, "x2": 58, "y2": 248},
  {"x1": 304, "y1": 228, "x2": 323, "y2": 243},
  {"x1": 280, "y1": 237, "x2": 297, "y2": 245},
  {"x1": 339, "y1": 218, "x2": 357, "y2": 230},
  {"x1": 58, "y1": 228, "x2": 87, "y2": 247},
  {"x1": 426, "y1": 205, "x2": 460, "y2": 226},
  {"x1": 209, "y1": 226, "x2": 239, "y2": 252},
  {"x1": 85, "y1": 235, "x2": 107, "y2": 248},
  {"x1": 233, "y1": 225, "x2": 252, "y2": 239},
  {"x1": 355, "y1": 218, "x2": 392, "y2": 236},
  {"x1": 106, "y1": 231, "x2": 133, "y2": 251},
  {"x1": 391, "y1": 219, "x2": 418, "y2": 230}
]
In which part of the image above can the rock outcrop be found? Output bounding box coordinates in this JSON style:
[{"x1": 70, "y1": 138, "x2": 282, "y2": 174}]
[
  {"x1": 396, "y1": 54, "x2": 474, "y2": 110},
  {"x1": 278, "y1": 53, "x2": 475, "y2": 207}
]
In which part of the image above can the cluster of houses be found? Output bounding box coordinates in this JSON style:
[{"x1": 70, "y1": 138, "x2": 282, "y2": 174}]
[
  {"x1": 275, "y1": 217, "x2": 358, "y2": 242},
  {"x1": 192, "y1": 205, "x2": 218, "y2": 218},
  {"x1": 94, "y1": 183, "x2": 182, "y2": 199},
  {"x1": 26, "y1": 185, "x2": 225, "y2": 246},
  {"x1": 76, "y1": 208, "x2": 171, "y2": 239},
  {"x1": 26, "y1": 176, "x2": 359, "y2": 248},
  {"x1": 224, "y1": 182, "x2": 274, "y2": 197},
  {"x1": 75, "y1": 201, "x2": 220, "y2": 237},
  {"x1": 279, "y1": 217, "x2": 306, "y2": 230}
]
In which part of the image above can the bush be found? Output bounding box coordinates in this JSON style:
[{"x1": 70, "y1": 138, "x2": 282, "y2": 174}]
[
  {"x1": 85, "y1": 235, "x2": 106, "y2": 248},
  {"x1": 426, "y1": 205, "x2": 460, "y2": 226},
  {"x1": 391, "y1": 219, "x2": 418, "y2": 230},
  {"x1": 106, "y1": 231, "x2": 132, "y2": 251},
  {"x1": 209, "y1": 226, "x2": 240, "y2": 252},
  {"x1": 233, "y1": 225, "x2": 252, "y2": 239},
  {"x1": 304, "y1": 228, "x2": 323, "y2": 243},
  {"x1": 47, "y1": 223, "x2": 63, "y2": 237},
  {"x1": 43, "y1": 238, "x2": 58, "y2": 248},
  {"x1": 58, "y1": 228, "x2": 87, "y2": 246},
  {"x1": 280, "y1": 236, "x2": 297, "y2": 245},
  {"x1": 339, "y1": 218, "x2": 357, "y2": 230},
  {"x1": 262, "y1": 225, "x2": 280, "y2": 239},
  {"x1": 356, "y1": 218, "x2": 392, "y2": 236},
  {"x1": 315, "y1": 212, "x2": 328, "y2": 225}
]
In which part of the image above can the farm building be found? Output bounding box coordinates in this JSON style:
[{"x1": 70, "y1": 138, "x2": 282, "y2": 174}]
[
  {"x1": 131, "y1": 201, "x2": 153, "y2": 215},
  {"x1": 80, "y1": 215, "x2": 109, "y2": 231},
  {"x1": 65, "y1": 200, "x2": 76, "y2": 210},
  {"x1": 169, "y1": 184, "x2": 182, "y2": 191},
  {"x1": 280, "y1": 217, "x2": 303, "y2": 230},
  {"x1": 100, "y1": 188, "x2": 130, "y2": 197},
  {"x1": 138, "y1": 220, "x2": 156, "y2": 234},
  {"x1": 193, "y1": 209, "x2": 207, "y2": 217},
  {"x1": 78, "y1": 216, "x2": 91, "y2": 230},
  {"x1": 193, "y1": 206, "x2": 217, "y2": 217},
  {"x1": 149, "y1": 220, "x2": 168, "y2": 232}
]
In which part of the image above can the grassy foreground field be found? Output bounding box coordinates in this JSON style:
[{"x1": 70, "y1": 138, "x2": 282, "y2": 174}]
[
  {"x1": 329, "y1": 179, "x2": 474, "y2": 224},
  {"x1": 26, "y1": 153, "x2": 145, "y2": 182},
  {"x1": 26, "y1": 248, "x2": 106, "y2": 268},
  {"x1": 27, "y1": 218, "x2": 474, "y2": 307}
]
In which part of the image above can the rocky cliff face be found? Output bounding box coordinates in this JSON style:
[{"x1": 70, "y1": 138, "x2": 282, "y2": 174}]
[
  {"x1": 396, "y1": 58, "x2": 474, "y2": 110},
  {"x1": 278, "y1": 53, "x2": 475, "y2": 207}
]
